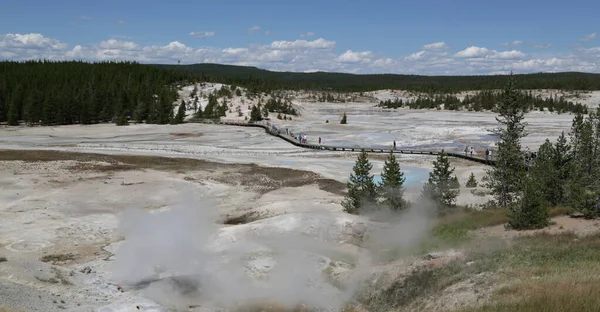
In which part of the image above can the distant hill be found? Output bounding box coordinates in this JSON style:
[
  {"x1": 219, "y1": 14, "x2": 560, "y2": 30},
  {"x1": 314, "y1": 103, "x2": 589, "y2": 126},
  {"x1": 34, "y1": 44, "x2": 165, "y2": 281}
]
[{"x1": 154, "y1": 63, "x2": 600, "y2": 93}]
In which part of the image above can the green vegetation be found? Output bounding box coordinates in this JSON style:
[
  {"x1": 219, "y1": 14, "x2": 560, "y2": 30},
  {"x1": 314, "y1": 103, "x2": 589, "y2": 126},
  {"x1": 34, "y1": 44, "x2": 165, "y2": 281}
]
[
  {"x1": 156, "y1": 63, "x2": 600, "y2": 93},
  {"x1": 465, "y1": 173, "x2": 478, "y2": 188},
  {"x1": 421, "y1": 150, "x2": 459, "y2": 208},
  {"x1": 342, "y1": 150, "x2": 378, "y2": 214},
  {"x1": 340, "y1": 112, "x2": 347, "y2": 124},
  {"x1": 378, "y1": 90, "x2": 588, "y2": 114},
  {"x1": 0, "y1": 60, "x2": 196, "y2": 125},
  {"x1": 485, "y1": 74, "x2": 528, "y2": 209},
  {"x1": 379, "y1": 152, "x2": 409, "y2": 211}
]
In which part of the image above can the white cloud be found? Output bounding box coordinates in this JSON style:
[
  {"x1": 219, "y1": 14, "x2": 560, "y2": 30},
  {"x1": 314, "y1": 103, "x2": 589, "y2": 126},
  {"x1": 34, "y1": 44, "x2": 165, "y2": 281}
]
[
  {"x1": 247, "y1": 25, "x2": 260, "y2": 34},
  {"x1": 270, "y1": 38, "x2": 335, "y2": 50},
  {"x1": 534, "y1": 43, "x2": 551, "y2": 49},
  {"x1": 78, "y1": 15, "x2": 92, "y2": 20},
  {"x1": 265, "y1": 30, "x2": 271, "y2": 35},
  {"x1": 117, "y1": 20, "x2": 126, "y2": 25},
  {"x1": 337, "y1": 50, "x2": 373, "y2": 63},
  {"x1": 454, "y1": 46, "x2": 526, "y2": 59},
  {"x1": 2, "y1": 32, "x2": 600, "y2": 75},
  {"x1": 405, "y1": 51, "x2": 426, "y2": 60},
  {"x1": 189, "y1": 31, "x2": 215, "y2": 38},
  {"x1": 299, "y1": 32, "x2": 315, "y2": 38},
  {"x1": 422, "y1": 42, "x2": 448, "y2": 50},
  {"x1": 580, "y1": 32, "x2": 596, "y2": 42},
  {"x1": 501, "y1": 40, "x2": 523, "y2": 46}
]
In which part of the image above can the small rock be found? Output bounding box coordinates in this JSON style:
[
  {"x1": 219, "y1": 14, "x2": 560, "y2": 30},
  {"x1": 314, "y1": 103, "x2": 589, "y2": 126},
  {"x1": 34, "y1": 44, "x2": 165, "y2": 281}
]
[
  {"x1": 80, "y1": 266, "x2": 92, "y2": 274},
  {"x1": 427, "y1": 252, "x2": 444, "y2": 260},
  {"x1": 466, "y1": 261, "x2": 475, "y2": 266}
]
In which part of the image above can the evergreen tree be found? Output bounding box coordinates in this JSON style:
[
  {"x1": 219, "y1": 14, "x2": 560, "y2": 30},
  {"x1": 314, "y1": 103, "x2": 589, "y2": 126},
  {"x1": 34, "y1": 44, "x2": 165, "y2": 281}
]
[
  {"x1": 421, "y1": 150, "x2": 459, "y2": 207},
  {"x1": 466, "y1": 173, "x2": 478, "y2": 188},
  {"x1": 342, "y1": 150, "x2": 378, "y2": 214},
  {"x1": 250, "y1": 105, "x2": 262, "y2": 122},
  {"x1": 379, "y1": 152, "x2": 408, "y2": 211},
  {"x1": 7, "y1": 99, "x2": 19, "y2": 126},
  {"x1": 340, "y1": 112, "x2": 347, "y2": 124},
  {"x1": 203, "y1": 94, "x2": 218, "y2": 119},
  {"x1": 528, "y1": 140, "x2": 560, "y2": 206},
  {"x1": 552, "y1": 132, "x2": 572, "y2": 205},
  {"x1": 508, "y1": 176, "x2": 550, "y2": 230},
  {"x1": 485, "y1": 74, "x2": 528, "y2": 208},
  {"x1": 174, "y1": 100, "x2": 187, "y2": 124}
]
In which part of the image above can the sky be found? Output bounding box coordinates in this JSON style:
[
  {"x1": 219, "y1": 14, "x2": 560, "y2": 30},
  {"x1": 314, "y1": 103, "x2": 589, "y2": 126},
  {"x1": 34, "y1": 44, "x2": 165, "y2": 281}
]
[{"x1": 0, "y1": 0, "x2": 599, "y2": 75}]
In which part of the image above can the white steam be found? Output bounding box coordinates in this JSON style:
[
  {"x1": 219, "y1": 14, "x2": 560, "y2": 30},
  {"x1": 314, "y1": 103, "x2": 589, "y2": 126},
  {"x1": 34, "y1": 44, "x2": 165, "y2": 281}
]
[{"x1": 111, "y1": 192, "x2": 435, "y2": 311}]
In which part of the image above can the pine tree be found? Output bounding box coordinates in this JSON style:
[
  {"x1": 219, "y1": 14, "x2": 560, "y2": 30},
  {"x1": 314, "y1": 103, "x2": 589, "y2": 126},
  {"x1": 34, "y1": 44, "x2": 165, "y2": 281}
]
[
  {"x1": 421, "y1": 150, "x2": 459, "y2": 207},
  {"x1": 466, "y1": 173, "x2": 478, "y2": 188},
  {"x1": 552, "y1": 131, "x2": 572, "y2": 206},
  {"x1": 508, "y1": 176, "x2": 550, "y2": 230},
  {"x1": 250, "y1": 105, "x2": 262, "y2": 122},
  {"x1": 174, "y1": 100, "x2": 186, "y2": 124},
  {"x1": 342, "y1": 150, "x2": 378, "y2": 214},
  {"x1": 485, "y1": 74, "x2": 528, "y2": 208},
  {"x1": 379, "y1": 152, "x2": 408, "y2": 211},
  {"x1": 528, "y1": 140, "x2": 560, "y2": 206},
  {"x1": 340, "y1": 112, "x2": 347, "y2": 124}
]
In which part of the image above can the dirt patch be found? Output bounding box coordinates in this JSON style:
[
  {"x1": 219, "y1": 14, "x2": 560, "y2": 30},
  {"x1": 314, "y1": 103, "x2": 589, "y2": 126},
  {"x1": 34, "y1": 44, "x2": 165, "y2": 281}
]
[
  {"x1": 170, "y1": 132, "x2": 202, "y2": 137},
  {"x1": 40, "y1": 253, "x2": 75, "y2": 265},
  {"x1": 67, "y1": 162, "x2": 137, "y2": 173},
  {"x1": 474, "y1": 215, "x2": 600, "y2": 239},
  {"x1": 223, "y1": 211, "x2": 261, "y2": 225},
  {"x1": 0, "y1": 149, "x2": 347, "y2": 196}
]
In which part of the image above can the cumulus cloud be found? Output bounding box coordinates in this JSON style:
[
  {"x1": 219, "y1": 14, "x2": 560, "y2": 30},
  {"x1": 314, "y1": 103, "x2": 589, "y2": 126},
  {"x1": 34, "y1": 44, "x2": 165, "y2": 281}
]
[
  {"x1": 247, "y1": 25, "x2": 260, "y2": 34},
  {"x1": 580, "y1": 32, "x2": 596, "y2": 42},
  {"x1": 2, "y1": 32, "x2": 600, "y2": 75},
  {"x1": 189, "y1": 31, "x2": 215, "y2": 38},
  {"x1": 422, "y1": 42, "x2": 448, "y2": 50},
  {"x1": 534, "y1": 43, "x2": 551, "y2": 49},
  {"x1": 337, "y1": 50, "x2": 372, "y2": 63},
  {"x1": 454, "y1": 46, "x2": 526, "y2": 59}
]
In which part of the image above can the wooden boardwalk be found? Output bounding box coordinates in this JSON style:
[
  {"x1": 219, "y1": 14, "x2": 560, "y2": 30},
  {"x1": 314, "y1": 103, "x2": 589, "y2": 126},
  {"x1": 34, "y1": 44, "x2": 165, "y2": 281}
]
[{"x1": 188, "y1": 118, "x2": 496, "y2": 166}]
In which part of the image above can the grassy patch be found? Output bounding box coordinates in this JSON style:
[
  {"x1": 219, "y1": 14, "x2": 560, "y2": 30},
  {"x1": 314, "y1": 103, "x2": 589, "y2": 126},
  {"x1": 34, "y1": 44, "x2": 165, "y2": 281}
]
[
  {"x1": 361, "y1": 263, "x2": 466, "y2": 311},
  {"x1": 432, "y1": 208, "x2": 508, "y2": 243},
  {"x1": 456, "y1": 232, "x2": 600, "y2": 312}
]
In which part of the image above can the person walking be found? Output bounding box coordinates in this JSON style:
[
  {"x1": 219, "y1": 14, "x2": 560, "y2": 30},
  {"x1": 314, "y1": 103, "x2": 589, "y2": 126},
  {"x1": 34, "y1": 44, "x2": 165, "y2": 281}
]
[
  {"x1": 318, "y1": 137, "x2": 322, "y2": 144},
  {"x1": 464, "y1": 146, "x2": 468, "y2": 156},
  {"x1": 393, "y1": 140, "x2": 396, "y2": 150},
  {"x1": 470, "y1": 146, "x2": 474, "y2": 156}
]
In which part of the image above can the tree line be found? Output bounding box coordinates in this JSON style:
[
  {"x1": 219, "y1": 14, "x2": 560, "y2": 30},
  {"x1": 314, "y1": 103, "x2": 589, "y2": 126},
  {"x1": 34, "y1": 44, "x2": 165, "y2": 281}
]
[
  {"x1": 378, "y1": 90, "x2": 589, "y2": 114},
  {"x1": 158, "y1": 63, "x2": 600, "y2": 93},
  {"x1": 0, "y1": 60, "x2": 197, "y2": 126},
  {"x1": 344, "y1": 75, "x2": 600, "y2": 229}
]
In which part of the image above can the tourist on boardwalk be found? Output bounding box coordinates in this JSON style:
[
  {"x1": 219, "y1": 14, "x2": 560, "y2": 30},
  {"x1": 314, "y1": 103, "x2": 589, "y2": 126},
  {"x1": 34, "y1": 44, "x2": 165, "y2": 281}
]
[
  {"x1": 485, "y1": 148, "x2": 489, "y2": 161},
  {"x1": 393, "y1": 140, "x2": 396, "y2": 150},
  {"x1": 464, "y1": 146, "x2": 468, "y2": 156},
  {"x1": 470, "y1": 146, "x2": 474, "y2": 156},
  {"x1": 318, "y1": 137, "x2": 322, "y2": 144}
]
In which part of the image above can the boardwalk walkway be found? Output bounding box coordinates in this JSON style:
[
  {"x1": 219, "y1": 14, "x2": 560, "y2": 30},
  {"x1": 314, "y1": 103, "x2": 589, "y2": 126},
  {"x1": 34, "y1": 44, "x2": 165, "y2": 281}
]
[{"x1": 188, "y1": 118, "x2": 496, "y2": 166}]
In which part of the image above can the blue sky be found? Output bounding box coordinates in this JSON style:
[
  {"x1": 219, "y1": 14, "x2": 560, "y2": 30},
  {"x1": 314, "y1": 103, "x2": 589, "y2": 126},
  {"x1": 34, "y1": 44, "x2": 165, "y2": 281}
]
[{"x1": 1, "y1": 0, "x2": 598, "y2": 74}]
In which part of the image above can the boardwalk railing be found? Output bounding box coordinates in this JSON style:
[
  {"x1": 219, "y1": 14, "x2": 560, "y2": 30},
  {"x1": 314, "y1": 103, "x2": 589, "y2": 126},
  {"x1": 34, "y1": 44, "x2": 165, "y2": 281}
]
[{"x1": 188, "y1": 118, "x2": 497, "y2": 166}]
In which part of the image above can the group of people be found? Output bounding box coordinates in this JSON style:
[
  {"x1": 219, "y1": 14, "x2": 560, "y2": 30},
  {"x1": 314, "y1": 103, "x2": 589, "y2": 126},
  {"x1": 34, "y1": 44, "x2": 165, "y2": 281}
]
[{"x1": 463, "y1": 146, "x2": 494, "y2": 162}]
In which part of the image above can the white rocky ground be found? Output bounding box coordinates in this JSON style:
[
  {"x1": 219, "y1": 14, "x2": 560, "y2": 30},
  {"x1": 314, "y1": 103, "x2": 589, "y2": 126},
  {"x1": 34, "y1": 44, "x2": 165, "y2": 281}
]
[{"x1": 1, "y1": 83, "x2": 598, "y2": 311}]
